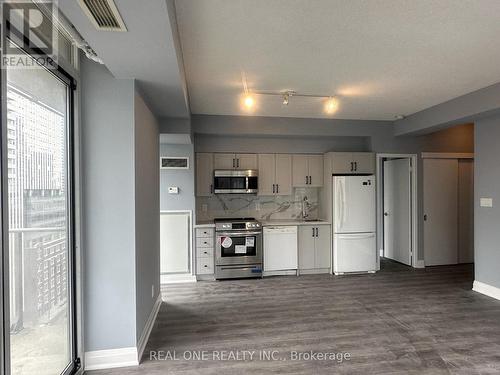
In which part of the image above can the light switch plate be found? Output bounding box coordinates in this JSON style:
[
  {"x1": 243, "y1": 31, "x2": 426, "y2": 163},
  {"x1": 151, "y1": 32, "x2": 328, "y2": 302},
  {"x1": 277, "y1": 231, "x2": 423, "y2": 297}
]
[
  {"x1": 480, "y1": 198, "x2": 493, "y2": 207},
  {"x1": 168, "y1": 186, "x2": 179, "y2": 194}
]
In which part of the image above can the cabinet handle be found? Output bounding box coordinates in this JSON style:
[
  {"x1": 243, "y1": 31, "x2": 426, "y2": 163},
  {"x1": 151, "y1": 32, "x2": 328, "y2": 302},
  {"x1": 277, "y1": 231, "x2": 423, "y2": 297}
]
[
  {"x1": 354, "y1": 162, "x2": 358, "y2": 171},
  {"x1": 232, "y1": 158, "x2": 235, "y2": 168},
  {"x1": 312, "y1": 227, "x2": 315, "y2": 237},
  {"x1": 305, "y1": 175, "x2": 308, "y2": 185},
  {"x1": 204, "y1": 265, "x2": 208, "y2": 268},
  {"x1": 210, "y1": 184, "x2": 213, "y2": 194},
  {"x1": 350, "y1": 162, "x2": 354, "y2": 172},
  {"x1": 276, "y1": 184, "x2": 279, "y2": 194},
  {"x1": 315, "y1": 228, "x2": 319, "y2": 237},
  {"x1": 237, "y1": 158, "x2": 240, "y2": 168},
  {"x1": 272, "y1": 184, "x2": 275, "y2": 194},
  {"x1": 309, "y1": 176, "x2": 312, "y2": 185}
]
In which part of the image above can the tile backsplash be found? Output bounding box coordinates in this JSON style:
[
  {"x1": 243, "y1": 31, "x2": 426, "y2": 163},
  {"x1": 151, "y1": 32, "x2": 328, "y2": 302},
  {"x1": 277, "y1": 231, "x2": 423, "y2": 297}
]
[{"x1": 196, "y1": 188, "x2": 319, "y2": 222}]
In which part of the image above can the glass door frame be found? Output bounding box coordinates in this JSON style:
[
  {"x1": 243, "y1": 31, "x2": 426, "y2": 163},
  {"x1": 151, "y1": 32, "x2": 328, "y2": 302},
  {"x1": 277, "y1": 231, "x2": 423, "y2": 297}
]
[{"x1": 1, "y1": 16, "x2": 79, "y2": 375}]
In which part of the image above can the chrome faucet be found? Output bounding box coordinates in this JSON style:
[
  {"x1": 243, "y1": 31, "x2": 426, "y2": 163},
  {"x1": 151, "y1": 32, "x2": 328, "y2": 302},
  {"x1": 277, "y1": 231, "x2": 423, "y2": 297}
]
[{"x1": 302, "y1": 196, "x2": 311, "y2": 219}]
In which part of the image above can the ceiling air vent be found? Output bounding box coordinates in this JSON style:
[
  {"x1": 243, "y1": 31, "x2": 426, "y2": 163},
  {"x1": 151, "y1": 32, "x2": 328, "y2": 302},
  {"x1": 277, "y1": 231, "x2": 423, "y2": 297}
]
[{"x1": 78, "y1": 0, "x2": 127, "y2": 31}]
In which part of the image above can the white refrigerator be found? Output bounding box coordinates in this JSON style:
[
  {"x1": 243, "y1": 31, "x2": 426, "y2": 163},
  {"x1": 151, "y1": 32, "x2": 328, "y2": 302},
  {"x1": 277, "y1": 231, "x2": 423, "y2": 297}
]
[{"x1": 333, "y1": 175, "x2": 377, "y2": 274}]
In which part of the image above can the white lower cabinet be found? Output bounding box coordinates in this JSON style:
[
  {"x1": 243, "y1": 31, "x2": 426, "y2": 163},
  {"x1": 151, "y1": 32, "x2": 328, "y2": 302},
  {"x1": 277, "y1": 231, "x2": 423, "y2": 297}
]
[
  {"x1": 195, "y1": 227, "x2": 215, "y2": 276},
  {"x1": 298, "y1": 225, "x2": 331, "y2": 273}
]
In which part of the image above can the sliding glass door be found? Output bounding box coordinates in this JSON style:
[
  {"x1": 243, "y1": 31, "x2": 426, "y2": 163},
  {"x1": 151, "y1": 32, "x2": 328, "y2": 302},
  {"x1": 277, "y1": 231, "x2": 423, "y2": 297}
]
[{"x1": 2, "y1": 47, "x2": 77, "y2": 375}]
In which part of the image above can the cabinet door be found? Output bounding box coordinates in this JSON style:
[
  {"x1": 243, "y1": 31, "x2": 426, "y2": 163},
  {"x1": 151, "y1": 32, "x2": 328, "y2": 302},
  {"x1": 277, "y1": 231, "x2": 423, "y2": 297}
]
[
  {"x1": 315, "y1": 226, "x2": 331, "y2": 269},
  {"x1": 331, "y1": 152, "x2": 355, "y2": 174},
  {"x1": 308, "y1": 155, "x2": 324, "y2": 187},
  {"x1": 214, "y1": 153, "x2": 236, "y2": 169},
  {"x1": 352, "y1": 153, "x2": 375, "y2": 174},
  {"x1": 258, "y1": 154, "x2": 276, "y2": 196},
  {"x1": 298, "y1": 225, "x2": 316, "y2": 270},
  {"x1": 275, "y1": 154, "x2": 292, "y2": 195},
  {"x1": 236, "y1": 154, "x2": 258, "y2": 169},
  {"x1": 292, "y1": 155, "x2": 309, "y2": 187},
  {"x1": 196, "y1": 153, "x2": 213, "y2": 196}
]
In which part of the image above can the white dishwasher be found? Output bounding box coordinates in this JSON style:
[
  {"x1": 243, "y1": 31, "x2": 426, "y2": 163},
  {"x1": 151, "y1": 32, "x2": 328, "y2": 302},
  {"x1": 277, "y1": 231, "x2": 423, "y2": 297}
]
[{"x1": 263, "y1": 226, "x2": 298, "y2": 272}]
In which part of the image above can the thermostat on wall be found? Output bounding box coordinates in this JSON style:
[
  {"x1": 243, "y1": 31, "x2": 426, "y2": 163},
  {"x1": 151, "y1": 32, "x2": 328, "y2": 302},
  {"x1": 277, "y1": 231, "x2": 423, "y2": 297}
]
[{"x1": 168, "y1": 187, "x2": 179, "y2": 194}]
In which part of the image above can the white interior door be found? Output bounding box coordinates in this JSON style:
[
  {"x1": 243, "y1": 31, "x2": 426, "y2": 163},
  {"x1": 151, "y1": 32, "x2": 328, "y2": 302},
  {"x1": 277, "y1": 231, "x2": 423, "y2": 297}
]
[
  {"x1": 423, "y1": 159, "x2": 458, "y2": 266},
  {"x1": 161, "y1": 213, "x2": 190, "y2": 273},
  {"x1": 458, "y1": 159, "x2": 474, "y2": 263},
  {"x1": 334, "y1": 176, "x2": 375, "y2": 233},
  {"x1": 383, "y1": 159, "x2": 411, "y2": 265}
]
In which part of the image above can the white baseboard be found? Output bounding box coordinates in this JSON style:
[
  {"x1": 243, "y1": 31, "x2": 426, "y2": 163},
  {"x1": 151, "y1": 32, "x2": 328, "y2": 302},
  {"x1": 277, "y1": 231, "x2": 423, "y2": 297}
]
[
  {"x1": 137, "y1": 294, "x2": 162, "y2": 362},
  {"x1": 84, "y1": 347, "x2": 138, "y2": 371},
  {"x1": 161, "y1": 273, "x2": 197, "y2": 284},
  {"x1": 415, "y1": 260, "x2": 425, "y2": 268},
  {"x1": 85, "y1": 295, "x2": 162, "y2": 371},
  {"x1": 263, "y1": 270, "x2": 297, "y2": 277},
  {"x1": 473, "y1": 280, "x2": 500, "y2": 301}
]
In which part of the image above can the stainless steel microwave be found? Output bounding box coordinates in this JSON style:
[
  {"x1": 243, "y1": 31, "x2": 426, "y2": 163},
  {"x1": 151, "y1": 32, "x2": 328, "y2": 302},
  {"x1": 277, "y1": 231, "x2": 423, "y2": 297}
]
[{"x1": 213, "y1": 170, "x2": 258, "y2": 194}]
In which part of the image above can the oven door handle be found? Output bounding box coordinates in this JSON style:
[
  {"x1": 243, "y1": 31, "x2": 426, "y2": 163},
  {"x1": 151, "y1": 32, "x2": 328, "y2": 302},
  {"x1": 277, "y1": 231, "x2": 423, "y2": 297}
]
[{"x1": 217, "y1": 231, "x2": 262, "y2": 236}]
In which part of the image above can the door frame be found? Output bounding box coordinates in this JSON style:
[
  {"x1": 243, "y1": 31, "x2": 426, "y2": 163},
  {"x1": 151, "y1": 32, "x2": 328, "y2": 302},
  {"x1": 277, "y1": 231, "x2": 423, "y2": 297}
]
[{"x1": 376, "y1": 154, "x2": 419, "y2": 269}]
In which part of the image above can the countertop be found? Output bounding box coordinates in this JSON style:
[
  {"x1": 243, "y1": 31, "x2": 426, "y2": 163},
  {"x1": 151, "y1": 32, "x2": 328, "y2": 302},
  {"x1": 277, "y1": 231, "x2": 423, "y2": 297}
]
[
  {"x1": 194, "y1": 219, "x2": 331, "y2": 228},
  {"x1": 261, "y1": 220, "x2": 331, "y2": 226},
  {"x1": 194, "y1": 222, "x2": 216, "y2": 228}
]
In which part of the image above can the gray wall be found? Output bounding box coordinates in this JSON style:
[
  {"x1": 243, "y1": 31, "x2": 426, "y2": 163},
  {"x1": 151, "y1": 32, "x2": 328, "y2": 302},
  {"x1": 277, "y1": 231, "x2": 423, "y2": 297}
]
[
  {"x1": 394, "y1": 82, "x2": 500, "y2": 136},
  {"x1": 160, "y1": 143, "x2": 195, "y2": 213},
  {"x1": 134, "y1": 93, "x2": 160, "y2": 341},
  {"x1": 81, "y1": 59, "x2": 137, "y2": 350},
  {"x1": 474, "y1": 114, "x2": 500, "y2": 288},
  {"x1": 192, "y1": 115, "x2": 474, "y2": 262}
]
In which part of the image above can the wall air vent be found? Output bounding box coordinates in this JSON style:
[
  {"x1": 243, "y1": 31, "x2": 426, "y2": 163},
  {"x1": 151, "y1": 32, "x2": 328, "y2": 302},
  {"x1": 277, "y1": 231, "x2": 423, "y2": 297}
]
[
  {"x1": 160, "y1": 157, "x2": 189, "y2": 170},
  {"x1": 78, "y1": 0, "x2": 127, "y2": 31}
]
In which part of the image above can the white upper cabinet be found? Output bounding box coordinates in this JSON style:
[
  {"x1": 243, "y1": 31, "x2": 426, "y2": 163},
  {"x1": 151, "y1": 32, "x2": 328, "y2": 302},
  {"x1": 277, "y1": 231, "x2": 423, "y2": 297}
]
[
  {"x1": 292, "y1": 154, "x2": 324, "y2": 187},
  {"x1": 330, "y1": 152, "x2": 375, "y2": 174},
  {"x1": 258, "y1": 154, "x2": 292, "y2": 196},
  {"x1": 258, "y1": 154, "x2": 276, "y2": 196},
  {"x1": 213, "y1": 153, "x2": 235, "y2": 169},
  {"x1": 213, "y1": 153, "x2": 257, "y2": 170},
  {"x1": 196, "y1": 153, "x2": 213, "y2": 196},
  {"x1": 237, "y1": 154, "x2": 258, "y2": 169},
  {"x1": 275, "y1": 154, "x2": 292, "y2": 195},
  {"x1": 308, "y1": 155, "x2": 324, "y2": 187}
]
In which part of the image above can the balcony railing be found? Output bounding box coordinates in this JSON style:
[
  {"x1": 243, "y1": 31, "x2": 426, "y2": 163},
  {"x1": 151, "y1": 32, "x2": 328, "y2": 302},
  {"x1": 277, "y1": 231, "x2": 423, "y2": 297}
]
[{"x1": 9, "y1": 227, "x2": 68, "y2": 333}]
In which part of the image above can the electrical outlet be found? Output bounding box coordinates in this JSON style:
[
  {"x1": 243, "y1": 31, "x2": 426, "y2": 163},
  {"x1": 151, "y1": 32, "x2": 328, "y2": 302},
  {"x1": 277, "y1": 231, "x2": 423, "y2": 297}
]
[
  {"x1": 202, "y1": 204, "x2": 208, "y2": 212},
  {"x1": 255, "y1": 202, "x2": 261, "y2": 211},
  {"x1": 151, "y1": 285, "x2": 155, "y2": 298}
]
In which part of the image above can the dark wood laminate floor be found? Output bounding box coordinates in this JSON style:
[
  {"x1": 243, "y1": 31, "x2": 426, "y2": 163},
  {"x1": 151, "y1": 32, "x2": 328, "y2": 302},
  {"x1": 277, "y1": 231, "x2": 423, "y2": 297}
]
[{"x1": 89, "y1": 260, "x2": 500, "y2": 375}]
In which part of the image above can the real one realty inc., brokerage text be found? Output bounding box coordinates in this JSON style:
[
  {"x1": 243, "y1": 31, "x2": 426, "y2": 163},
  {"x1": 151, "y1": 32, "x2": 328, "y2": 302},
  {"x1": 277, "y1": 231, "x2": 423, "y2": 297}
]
[{"x1": 150, "y1": 350, "x2": 351, "y2": 363}]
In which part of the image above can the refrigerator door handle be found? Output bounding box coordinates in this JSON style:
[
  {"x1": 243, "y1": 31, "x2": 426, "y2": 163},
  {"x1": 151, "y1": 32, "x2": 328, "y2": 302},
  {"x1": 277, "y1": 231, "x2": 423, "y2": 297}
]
[{"x1": 337, "y1": 233, "x2": 375, "y2": 240}]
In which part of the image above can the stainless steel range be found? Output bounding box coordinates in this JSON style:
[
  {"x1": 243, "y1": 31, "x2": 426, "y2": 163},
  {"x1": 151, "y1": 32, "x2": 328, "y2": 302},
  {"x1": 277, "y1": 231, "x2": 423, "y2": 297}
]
[{"x1": 214, "y1": 218, "x2": 263, "y2": 279}]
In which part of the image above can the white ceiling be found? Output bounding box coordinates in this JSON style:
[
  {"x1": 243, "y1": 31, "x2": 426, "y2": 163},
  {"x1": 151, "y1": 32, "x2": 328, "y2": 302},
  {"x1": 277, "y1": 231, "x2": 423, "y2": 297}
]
[
  {"x1": 175, "y1": 0, "x2": 500, "y2": 120},
  {"x1": 59, "y1": 0, "x2": 190, "y2": 118}
]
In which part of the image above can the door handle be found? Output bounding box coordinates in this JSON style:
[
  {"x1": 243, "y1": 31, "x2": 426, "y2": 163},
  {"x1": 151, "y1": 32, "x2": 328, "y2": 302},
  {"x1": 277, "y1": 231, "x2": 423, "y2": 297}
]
[{"x1": 384, "y1": 212, "x2": 389, "y2": 217}]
